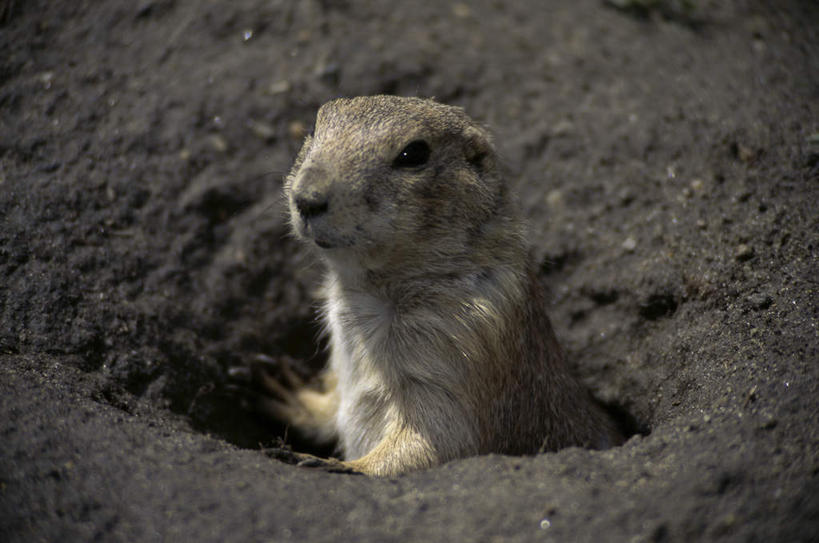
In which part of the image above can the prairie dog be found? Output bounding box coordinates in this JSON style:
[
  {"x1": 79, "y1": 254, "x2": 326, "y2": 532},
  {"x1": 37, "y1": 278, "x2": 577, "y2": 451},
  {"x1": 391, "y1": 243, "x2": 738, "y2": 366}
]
[{"x1": 273, "y1": 95, "x2": 621, "y2": 476}]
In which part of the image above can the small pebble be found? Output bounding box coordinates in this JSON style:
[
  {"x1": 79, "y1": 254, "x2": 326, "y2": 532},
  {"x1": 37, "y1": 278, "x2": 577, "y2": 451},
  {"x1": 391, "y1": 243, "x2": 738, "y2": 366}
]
[
  {"x1": 736, "y1": 143, "x2": 755, "y2": 162},
  {"x1": 747, "y1": 293, "x2": 772, "y2": 310},
  {"x1": 39, "y1": 71, "x2": 55, "y2": 89},
  {"x1": 735, "y1": 244, "x2": 754, "y2": 261},
  {"x1": 248, "y1": 119, "x2": 276, "y2": 141},
  {"x1": 759, "y1": 416, "x2": 778, "y2": 430},
  {"x1": 552, "y1": 119, "x2": 574, "y2": 137},
  {"x1": 452, "y1": 3, "x2": 471, "y2": 18},
  {"x1": 545, "y1": 189, "x2": 563, "y2": 208},
  {"x1": 207, "y1": 134, "x2": 228, "y2": 153},
  {"x1": 267, "y1": 80, "x2": 291, "y2": 95},
  {"x1": 622, "y1": 236, "x2": 637, "y2": 252}
]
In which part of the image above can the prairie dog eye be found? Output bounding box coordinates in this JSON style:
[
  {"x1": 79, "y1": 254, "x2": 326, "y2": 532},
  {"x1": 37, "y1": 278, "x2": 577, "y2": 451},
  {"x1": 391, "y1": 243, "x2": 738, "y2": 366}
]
[{"x1": 392, "y1": 140, "x2": 431, "y2": 168}]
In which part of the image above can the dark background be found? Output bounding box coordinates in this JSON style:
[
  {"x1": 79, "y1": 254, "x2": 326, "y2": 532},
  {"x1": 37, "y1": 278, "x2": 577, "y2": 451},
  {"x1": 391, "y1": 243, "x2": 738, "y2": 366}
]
[{"x1": 1, "y1": 0, "x2": 817, "y2": 541}]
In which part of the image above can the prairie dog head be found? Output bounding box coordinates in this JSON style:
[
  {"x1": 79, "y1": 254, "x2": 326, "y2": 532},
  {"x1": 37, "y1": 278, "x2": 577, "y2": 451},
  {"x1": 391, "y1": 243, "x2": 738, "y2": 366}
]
[{"x1": 285, "y1": 96, "x2": 507, "y2": 268}]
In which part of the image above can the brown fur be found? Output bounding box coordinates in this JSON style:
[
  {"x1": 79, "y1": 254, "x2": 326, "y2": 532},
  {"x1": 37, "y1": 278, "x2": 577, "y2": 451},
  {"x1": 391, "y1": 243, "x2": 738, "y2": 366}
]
[{"x1": 272, "y1": 95, "x2": 621, "y2": 476}]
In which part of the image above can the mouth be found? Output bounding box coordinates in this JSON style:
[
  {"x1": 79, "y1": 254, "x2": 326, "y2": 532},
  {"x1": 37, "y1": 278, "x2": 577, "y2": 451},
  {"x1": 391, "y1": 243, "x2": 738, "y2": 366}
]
[{"x1": 298, "y1": 221, "x2": 351, "y2": 250}]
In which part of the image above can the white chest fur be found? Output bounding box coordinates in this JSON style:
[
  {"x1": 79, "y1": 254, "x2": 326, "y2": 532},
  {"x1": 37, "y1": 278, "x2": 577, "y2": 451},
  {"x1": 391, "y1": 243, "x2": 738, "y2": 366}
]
[
  {"x1": 324, "y1": 281, "x2": 397, "y2": 459},
  {"x1": 320, "y1": 267, "x2": 513, "y2": 462}
]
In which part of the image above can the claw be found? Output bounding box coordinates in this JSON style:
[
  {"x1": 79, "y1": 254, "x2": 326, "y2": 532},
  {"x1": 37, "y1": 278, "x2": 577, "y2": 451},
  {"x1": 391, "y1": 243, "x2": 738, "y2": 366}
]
[
  {"x1": 295, "y1": 455, "x2": 326, "y2": 468},
  {"x1": 279, "y1": 362, "x2": 306, "y2": 389},
  {"x1": 251, "y1": 353, "x2": 278, "y2": 365},
  {"x1": 227, "y1": 365, "x2": 252, "y2": 381},
  {"x1": 295, "y1": 453, "x2": 360, "y2": 474},
  {"x1": 257, "y1": 369, "x2": 292, "y2": 399}
]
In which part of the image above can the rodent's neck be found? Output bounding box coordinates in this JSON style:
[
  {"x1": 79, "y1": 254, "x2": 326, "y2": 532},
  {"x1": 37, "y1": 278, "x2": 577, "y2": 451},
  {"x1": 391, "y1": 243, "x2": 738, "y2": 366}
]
[
  {"x1": 322, "y1": 208, "x2": 527, "y2": 281},
  {"x1": 321, "y1": 232, "x2": 529, "y2": 306}
]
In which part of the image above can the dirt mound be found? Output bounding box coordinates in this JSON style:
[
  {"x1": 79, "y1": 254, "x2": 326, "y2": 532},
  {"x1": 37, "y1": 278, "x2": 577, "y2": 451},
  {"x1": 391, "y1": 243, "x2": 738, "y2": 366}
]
[{"x1": 1, "y1": 1, "x2": 817, "y2": 541}]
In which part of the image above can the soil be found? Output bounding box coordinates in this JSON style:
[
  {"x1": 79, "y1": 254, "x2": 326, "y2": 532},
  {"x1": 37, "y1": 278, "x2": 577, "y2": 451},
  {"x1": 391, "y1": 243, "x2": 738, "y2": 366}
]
[{"x1": 1, "y1": 0, "x2": 818, "y2": 541}]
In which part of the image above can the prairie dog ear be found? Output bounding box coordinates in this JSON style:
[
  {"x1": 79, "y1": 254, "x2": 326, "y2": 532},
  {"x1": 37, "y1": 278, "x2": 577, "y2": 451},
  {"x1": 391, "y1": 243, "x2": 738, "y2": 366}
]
[{"x1": 462, "y1": 125, "x2": 494, "y2": 171}]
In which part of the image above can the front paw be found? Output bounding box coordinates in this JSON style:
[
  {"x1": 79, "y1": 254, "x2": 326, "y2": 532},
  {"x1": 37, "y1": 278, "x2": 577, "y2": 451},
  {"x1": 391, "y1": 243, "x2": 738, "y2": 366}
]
[{"x1": 228, "y1": 354, "x2": 308, "y2": 421}]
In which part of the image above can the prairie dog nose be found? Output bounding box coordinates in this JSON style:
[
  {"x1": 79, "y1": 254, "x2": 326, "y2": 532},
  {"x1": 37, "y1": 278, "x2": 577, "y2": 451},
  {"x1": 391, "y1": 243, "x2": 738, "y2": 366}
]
[
  {"x1": 292, "y1": 164, "x2": 332, "y2": 219},
  {"x1": 295, "y1": 190, "x2": 329, "y2": 219}
]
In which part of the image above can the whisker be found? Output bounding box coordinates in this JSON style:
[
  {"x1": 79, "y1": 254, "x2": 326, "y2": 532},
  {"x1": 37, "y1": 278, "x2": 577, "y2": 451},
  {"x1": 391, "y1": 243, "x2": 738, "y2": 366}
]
[{"x1": 245, "y1": 169, "x2": 287, "y2": 183}]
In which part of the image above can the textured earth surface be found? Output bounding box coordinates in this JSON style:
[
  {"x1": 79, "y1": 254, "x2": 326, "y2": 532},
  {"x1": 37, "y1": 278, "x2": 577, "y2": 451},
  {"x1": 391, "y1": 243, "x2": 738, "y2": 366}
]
[{"x1": 1, "y1": 1, "x2": 817, "y2": 541}]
